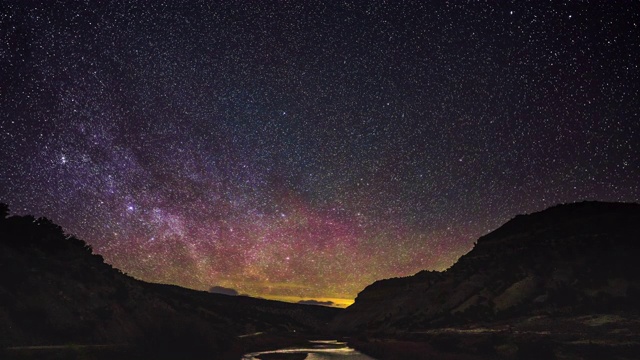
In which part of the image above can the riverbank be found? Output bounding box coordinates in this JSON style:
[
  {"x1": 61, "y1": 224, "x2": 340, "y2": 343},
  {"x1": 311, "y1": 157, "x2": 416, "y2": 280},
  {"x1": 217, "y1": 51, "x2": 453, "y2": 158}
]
[
  {"x1": 240, "y1": 338, "x2": 373, "y2": 360},
  {"x1": 2, "y1": 344, "x2": 135, "y2": 360},
  {"x1": 1, "y1": 337, "x2": 311, "y2": 360},
  {"x1": 222, "y1": 331, "x2": 325, "y2": 360},
  {"x1": 346, "y1": 314, "x2": 640, "y2": 359},
  {"x1": 348, "y1": 338, "x2": 487, "y2": 360}
]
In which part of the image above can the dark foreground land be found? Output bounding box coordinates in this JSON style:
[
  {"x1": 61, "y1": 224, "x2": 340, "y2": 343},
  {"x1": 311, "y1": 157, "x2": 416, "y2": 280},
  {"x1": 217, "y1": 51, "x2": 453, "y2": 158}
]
[
  {"x1": 1, "y1": 330, "x2": 324, "y2": 360},
  {"x1": 349, "y1": 314, "x2": 640, "y2": 360},
  {"x1": 2, "y1": 201, "x2": 640, "y2": 359}
]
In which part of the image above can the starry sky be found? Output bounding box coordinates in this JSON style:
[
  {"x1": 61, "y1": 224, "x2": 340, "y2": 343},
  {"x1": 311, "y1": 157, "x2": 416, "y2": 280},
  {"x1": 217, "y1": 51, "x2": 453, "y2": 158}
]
[{"x1": 1, "y1": 1, "x2": 639, "y2": 307}]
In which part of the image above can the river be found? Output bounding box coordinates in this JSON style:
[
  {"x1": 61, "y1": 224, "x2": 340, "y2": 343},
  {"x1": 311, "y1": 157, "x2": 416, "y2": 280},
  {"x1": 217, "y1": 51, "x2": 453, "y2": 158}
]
[{"x1": 242, "y1": 340, "x2": 376, "y2": 359}]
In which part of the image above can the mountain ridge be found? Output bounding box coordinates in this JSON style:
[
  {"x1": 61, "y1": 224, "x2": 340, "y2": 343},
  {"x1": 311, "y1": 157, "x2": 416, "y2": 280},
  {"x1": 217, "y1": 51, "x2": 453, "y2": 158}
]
[
  {"x1": 330, "y1": 201, "x2": 640, "y2": 359},
  {"x1": 0, "y1": 202, "x2": 339, "y2": 359},
  {"x1": 332, "y1": 201, "x2": 640, "y2": 333}
]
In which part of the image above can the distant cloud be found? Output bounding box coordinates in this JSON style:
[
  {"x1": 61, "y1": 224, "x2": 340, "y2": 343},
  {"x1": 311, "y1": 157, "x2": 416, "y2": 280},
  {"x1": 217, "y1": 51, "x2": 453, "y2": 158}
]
[
  {"x1": 297, "y1": 299, "x2": 335, "y2": 307},
  {"x1": 209, "y1": 285, "x2": 239, "y2": 296}
]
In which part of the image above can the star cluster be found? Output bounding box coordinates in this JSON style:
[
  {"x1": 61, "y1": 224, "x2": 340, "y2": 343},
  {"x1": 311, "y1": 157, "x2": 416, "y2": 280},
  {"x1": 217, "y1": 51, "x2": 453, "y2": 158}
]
[{"x1": 1, "y1": 1, "x2": 638, "y2": 306}]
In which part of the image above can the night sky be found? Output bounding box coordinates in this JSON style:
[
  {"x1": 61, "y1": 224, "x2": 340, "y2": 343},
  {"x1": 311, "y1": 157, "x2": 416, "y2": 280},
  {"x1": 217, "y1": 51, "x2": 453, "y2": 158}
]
[{"x1": 1, "y1": 1, "x2": 638, "y2": 307}]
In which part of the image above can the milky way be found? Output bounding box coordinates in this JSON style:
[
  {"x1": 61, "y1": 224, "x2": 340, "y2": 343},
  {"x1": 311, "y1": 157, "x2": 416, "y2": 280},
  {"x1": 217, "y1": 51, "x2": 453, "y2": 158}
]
[{"x1": 1, "y1": 1, "x2": 639, "y2": 306}]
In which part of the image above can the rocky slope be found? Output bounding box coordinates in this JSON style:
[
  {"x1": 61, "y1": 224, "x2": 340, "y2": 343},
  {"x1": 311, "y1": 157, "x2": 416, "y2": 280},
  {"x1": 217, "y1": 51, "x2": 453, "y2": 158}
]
[
  {"x1": 0, "y1": 203, "x2": 339, "y2": 358},
  {"x1": 332, "y1": 201, "x2": 640, "y2": 334}
]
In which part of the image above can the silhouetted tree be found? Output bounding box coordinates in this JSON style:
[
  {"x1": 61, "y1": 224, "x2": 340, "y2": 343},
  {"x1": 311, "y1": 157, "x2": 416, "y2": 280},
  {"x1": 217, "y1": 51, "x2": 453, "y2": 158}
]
[
  {"x1": 1, "y1": 214, "x2": 35, "y2": 246},
  {"x1": 34, "y1": 217, "x2": 67, "y2": 250},
  {"x1": 0, "y1": 203, "x2": 8, "y2": 219},
  {"x1": 62, "y1": 235, "x2": 94, "y2": 256}
]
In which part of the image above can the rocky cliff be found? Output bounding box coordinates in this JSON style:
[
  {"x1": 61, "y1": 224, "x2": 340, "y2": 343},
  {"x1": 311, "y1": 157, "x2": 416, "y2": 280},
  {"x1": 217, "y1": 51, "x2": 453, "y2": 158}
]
[{"x1": 332, "y1": 201, "x2": 640, "y2": 334}]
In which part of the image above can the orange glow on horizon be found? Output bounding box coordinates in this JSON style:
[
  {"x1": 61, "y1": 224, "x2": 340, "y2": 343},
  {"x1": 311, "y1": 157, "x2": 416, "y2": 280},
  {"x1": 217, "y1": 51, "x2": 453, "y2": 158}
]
[{"x1": 256, "y1": 294, "x2": 354, "y2": 308}]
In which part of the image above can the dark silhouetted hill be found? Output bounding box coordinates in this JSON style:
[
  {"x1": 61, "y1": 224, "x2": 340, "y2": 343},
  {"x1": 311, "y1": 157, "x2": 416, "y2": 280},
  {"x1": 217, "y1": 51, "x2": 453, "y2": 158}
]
[
  {"x1": 331, "y1": 202, "x2": 640, "y2": 359},
  {"x1": 0, "y1": 203, "x2": 339, "y2": 359}
]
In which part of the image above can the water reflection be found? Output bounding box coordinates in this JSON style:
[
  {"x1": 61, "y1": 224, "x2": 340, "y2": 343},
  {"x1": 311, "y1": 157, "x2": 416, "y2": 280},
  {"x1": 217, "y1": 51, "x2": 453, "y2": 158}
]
[{"x1": 242, "y1": 340, "x2": 375, "y2": 359}]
